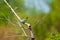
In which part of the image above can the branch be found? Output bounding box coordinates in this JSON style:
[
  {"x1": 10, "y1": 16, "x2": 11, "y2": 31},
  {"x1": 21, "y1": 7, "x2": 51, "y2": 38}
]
[
  {"x1": 4, "y1": 0, "x2": 27, "y2": 37},
  {"x1": 25, "y1": 23, "x2": 35, "y2": 40}
]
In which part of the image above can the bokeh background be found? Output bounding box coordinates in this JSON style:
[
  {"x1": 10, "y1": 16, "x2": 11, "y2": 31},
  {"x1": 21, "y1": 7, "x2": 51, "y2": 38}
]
[{"x1": 0, "y1": 0, "x2": 60, "y2": 40}]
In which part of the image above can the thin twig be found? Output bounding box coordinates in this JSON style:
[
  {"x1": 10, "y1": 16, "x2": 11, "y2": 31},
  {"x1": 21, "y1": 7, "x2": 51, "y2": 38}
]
[{"x1": 4, "y1": 0, "x2": 27, "y2": 37}]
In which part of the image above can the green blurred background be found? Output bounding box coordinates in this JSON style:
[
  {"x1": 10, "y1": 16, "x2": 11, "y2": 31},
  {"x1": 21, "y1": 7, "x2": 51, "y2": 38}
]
[{"x1": 0, "y1": 0, "x2": 60, "y2": 40}]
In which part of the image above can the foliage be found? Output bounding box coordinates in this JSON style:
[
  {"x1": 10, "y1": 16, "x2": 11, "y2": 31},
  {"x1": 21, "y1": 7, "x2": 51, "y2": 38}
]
[{"x1": 0, "y1": 0, "x2": 60, "y2": 40}]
